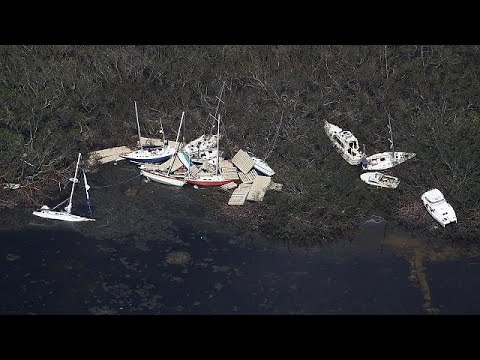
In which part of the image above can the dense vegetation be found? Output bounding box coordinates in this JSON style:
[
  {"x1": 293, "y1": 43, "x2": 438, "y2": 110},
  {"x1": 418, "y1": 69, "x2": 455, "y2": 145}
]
[{"x1": 1, "y1": 45, "x2": 479, "y2": 243}]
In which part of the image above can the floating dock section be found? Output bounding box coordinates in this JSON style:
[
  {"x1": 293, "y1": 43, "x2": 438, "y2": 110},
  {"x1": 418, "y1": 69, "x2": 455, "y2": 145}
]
[
  {"x1": 246, "y1": 175, "x2": 272, "y2": 202},
  {"x1": 228, "y1": 183, "x2": 252, "y2": 205},
  {"x1": 87, "y1": 146, "x2": 131, "y2": 166},
  {"x1": 143, "y1": 156, "x2": 184, "y2": 172},
  {"x1": 238, "y1": 169, "x2": 257, "y2": 184},
  {"x1": 231, "y1": 150, "x2": 255, "y2": 174},
  {"x1": 221, "y1": 167, "x2": 239, "y2": 181},
  {"x1": 220, "y1": 182, "x2": 238, "y2": 191}
]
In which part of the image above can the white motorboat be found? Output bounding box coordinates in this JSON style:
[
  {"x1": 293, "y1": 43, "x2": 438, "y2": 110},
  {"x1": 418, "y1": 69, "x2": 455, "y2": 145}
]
[
  {"x1": 360, "y1": 172, "x2": 400, "y2": 189},
  {"x1": 324, "y1": 120, "x2": 365, "y2": 165},
  {"x1": 421, "y1": 188, "x2": 457, "y2": 227}
]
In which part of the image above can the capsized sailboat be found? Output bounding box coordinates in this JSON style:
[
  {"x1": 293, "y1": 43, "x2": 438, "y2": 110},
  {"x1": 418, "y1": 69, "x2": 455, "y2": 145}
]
[
  {"x1": 32, "y1": 153, "x2": 95, "y2": 222},
  {"x1": 121, "y1": 101, "x2": 176, "y2": 163}
]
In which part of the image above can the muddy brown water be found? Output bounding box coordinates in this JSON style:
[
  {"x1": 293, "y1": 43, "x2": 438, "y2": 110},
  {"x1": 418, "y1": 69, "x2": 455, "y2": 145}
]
[{"x1": 1, "y1": 162, "x2": 480, "y2": 314}]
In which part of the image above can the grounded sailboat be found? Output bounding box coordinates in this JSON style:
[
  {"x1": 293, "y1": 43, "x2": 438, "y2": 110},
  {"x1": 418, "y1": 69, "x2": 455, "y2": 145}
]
[
  {"x1": 121, "y1": 101, "x2": 176, "y2": 163},
  {"x1": 141, "y1": 112, "x2": 188, "y2": 187},
  {"x1": 186, "y1": 114, "x2": 234, "y2": 187},
  {"x1": 33, "y1": 153, "x2": 95, "y2": 222},
  {"x1": 184, "y1": 134, "x2": 221, "y2": 165},
  {"x1": 184, "y1": 82, "x2": 226, "y2": 164},
  {"x1": 362, "y1": 115, "x2": 416, "y2": 171}
]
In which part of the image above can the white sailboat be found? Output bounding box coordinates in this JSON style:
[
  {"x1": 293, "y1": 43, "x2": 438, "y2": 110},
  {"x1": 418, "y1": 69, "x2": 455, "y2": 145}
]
[
  {"x1": 421, "y1": 188, "x2": 457, "y2": 227},
  {"x1": 362, "y1": 115, "x2": 416, "y2": 171},
  {"x1": 141, "y1": 112, "x2": 188, "y2": 187},
  {"x1": 186, "y1": 114, "x2": 234, "y2": 187},
  {"x1": 33, "y1": 153, "x2": 95, "y2": 222},
  {"x1": 324, "y1": 120, "x2": 365, "y2": 165},
  {"x1": 184, "y1": 82, "x2": 226, "y2": 164},
  {"x1": 184, "y1": 134, "x2": 220, "y2": 164},
  {"x1": 360, "y1": 172, "x2": 400, "y2": 189},
  {"x1": 121, "y1": 101, "x2": 176, "y2": 163}
]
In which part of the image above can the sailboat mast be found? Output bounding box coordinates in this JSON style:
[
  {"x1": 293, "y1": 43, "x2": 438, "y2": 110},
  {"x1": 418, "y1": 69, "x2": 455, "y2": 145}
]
[
  {"x1": 160, "y1": 118, "x2": 166, "y2": 146},
  {"x1": 167, "y1": 111, "x2": 185, "y2": 176},
  {"x1": 214, "y1": 82, "x2": 226, "y2": 119},
  {"x1": 182, "y1": 112, "x2": 191, "y2": 179},
  {"x1": 216, "y1": 114, "x2": 220, "y2": 176},
  {"x1": 67, "y1": 152, "x2": 82, "y2": 214},
  {"x1": 387, "y1": 114, "x2": 395, "y2": 157},
  {"x1": 134, "y1": 101, "x2": 143, "y2": 150}
]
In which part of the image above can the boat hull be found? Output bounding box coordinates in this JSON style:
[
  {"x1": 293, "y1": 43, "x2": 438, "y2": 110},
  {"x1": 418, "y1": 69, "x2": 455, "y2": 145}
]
[
  {"x1": 186, "y1": 177, "x2": 234, "y2": 187},
  {"x1": 362, "y1": 152, "x2": 416, "y2": 171},
  {"x1": 121, "y1": 147, "x2": 176, "y2": 163},
  {"x1": 251, "y1": 157, "x2": 275, "y2": 176},
  {"x1": 121, "y1": 154, "x2": 173, "y2": 163},
  {"x1": 141, "y1": 170, "x2": 185, "y2": 187},
  {"x1": 360, "y1": 172, "x2": 399, "y2": 189},
  {"x1": 32, "y1": 209, "x2": 95, "y2": 222},
  {"x1": 324, "y1": 121, "x2": 364, "y2": 165},
  {"x1": 421, "y1": 189, "x2": 457, "y2": 227}
]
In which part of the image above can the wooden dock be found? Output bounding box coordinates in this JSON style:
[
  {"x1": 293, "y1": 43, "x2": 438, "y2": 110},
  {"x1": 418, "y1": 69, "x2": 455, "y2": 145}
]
[
  {"x1": 228, "y1": 183, "x2": 252, "y2": 205},
  {"x1": 87, "y1": 146, "x2": 131, "y2": 166},
  {"x1": 238, "y1": 169, "x2": 257, "y2": 184},
  {"x1": 231, "y1": 149, "x2": 255, "y2": 174},
  {"x1": 220, "y1": 182, "x2": 238, "y2": 191},
  {"x1": 221, "y1": 167, "x2": 239, "y2": 181},
  {"x1": 149, "y1": 156, "x2": 184, "y2": 172},
  {"x1": 247, "y1": 175, "x2": 272, "y2": 202},
  {"x1": 220, "y1": 159, "x2": 235, "y2": 168}
]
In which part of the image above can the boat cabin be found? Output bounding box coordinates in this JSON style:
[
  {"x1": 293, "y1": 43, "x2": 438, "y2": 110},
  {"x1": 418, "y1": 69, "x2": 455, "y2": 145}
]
[{"x1": 333, "y1": 131, "x2": 360, "y2": 157}]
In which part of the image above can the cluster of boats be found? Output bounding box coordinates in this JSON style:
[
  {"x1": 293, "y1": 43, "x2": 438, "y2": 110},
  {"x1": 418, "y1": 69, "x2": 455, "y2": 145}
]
[
  {"x1": 324, "y1": 119, "x2": 457, "y2": 228},
  {"x1": 32, "y1": 101, "x2": 275, "y2": 222},
  {"x1": 125, "y1": 102, "x2": 273, "y2": 188},
  {"x1": 29, "y1": 93, "x2": 456, "y2": 229}
]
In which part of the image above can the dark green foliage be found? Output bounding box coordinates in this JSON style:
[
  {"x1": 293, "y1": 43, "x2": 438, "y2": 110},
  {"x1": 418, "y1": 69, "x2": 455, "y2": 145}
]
[{"x1": 1, "y1": 45, "x2": 479, "y2": 242}]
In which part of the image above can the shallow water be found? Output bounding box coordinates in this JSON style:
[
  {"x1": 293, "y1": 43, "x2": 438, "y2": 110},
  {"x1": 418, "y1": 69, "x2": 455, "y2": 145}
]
[{"x1": 1, "y1": 162, "x2": 480, "y2": 314}]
